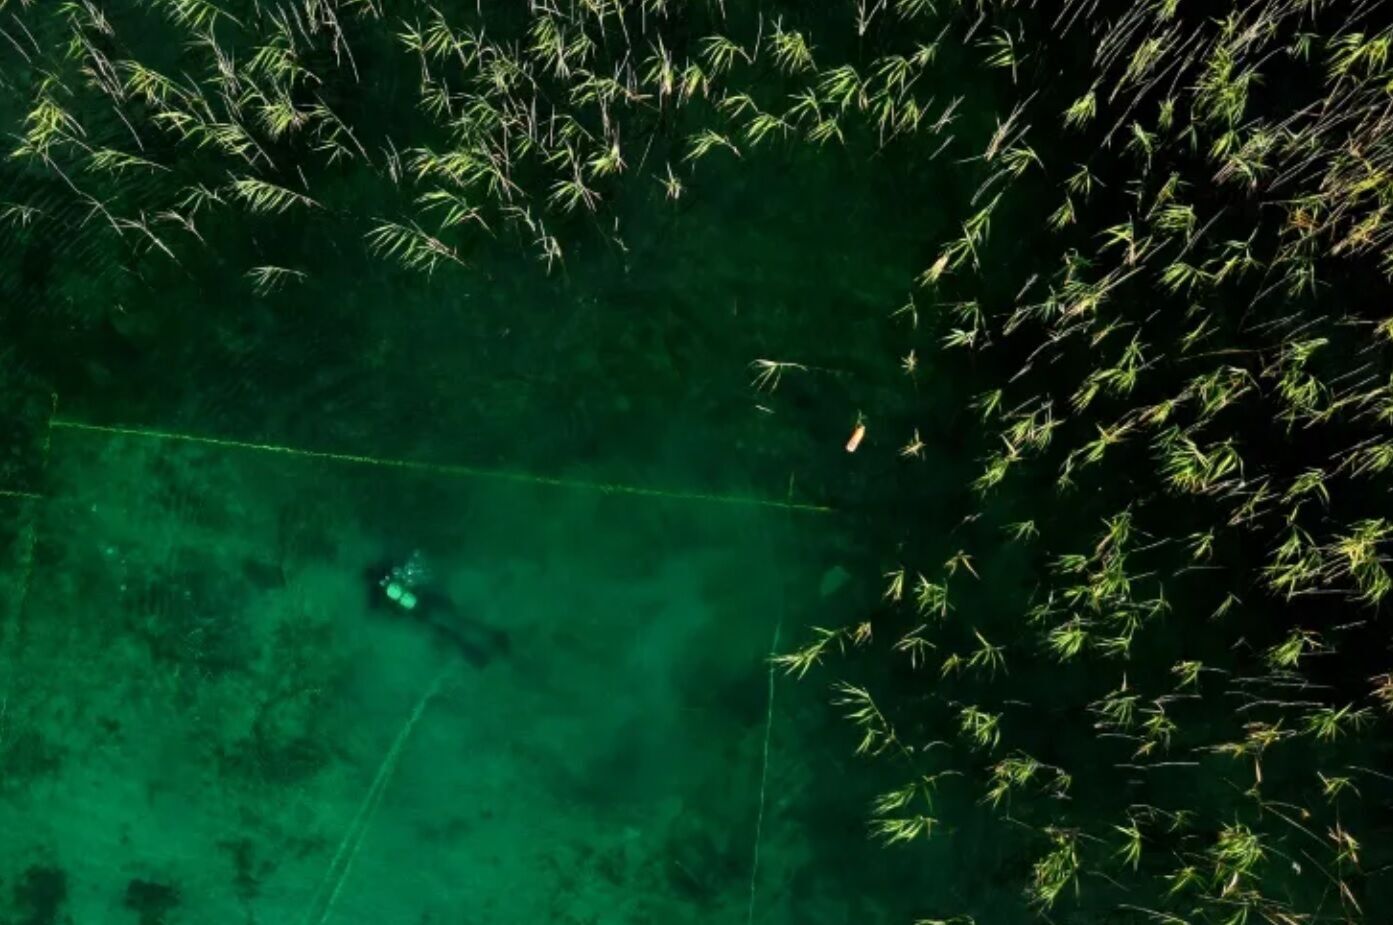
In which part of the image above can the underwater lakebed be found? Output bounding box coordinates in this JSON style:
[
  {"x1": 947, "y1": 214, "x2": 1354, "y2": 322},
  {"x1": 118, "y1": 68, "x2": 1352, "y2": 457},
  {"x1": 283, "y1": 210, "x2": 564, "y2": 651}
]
[{"x1": 0, "y1": 420, "x2": 892, "y2": 923}]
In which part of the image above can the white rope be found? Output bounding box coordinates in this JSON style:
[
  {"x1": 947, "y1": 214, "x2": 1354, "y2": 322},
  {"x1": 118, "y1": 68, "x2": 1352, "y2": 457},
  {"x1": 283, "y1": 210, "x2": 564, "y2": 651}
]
[
  {"x1": 746, "y1": 618, "x2": 782, "y2": 925},
  {"x1": 302, "y1": 669, "x2": 448, "y2": 925}
]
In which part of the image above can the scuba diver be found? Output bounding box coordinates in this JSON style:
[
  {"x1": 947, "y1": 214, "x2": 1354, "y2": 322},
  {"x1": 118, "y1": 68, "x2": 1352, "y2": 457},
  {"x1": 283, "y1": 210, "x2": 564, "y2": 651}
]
[
  {"x1": 368, "y1": 550, "x2": 510, "y2": 668},
  {"x1": 379, "y1": 549, "x2": 430, "y2": 612}
]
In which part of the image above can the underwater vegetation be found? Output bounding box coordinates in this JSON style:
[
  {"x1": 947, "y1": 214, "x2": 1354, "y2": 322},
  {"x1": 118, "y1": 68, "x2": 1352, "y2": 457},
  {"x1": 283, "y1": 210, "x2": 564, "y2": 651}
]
[
  {"x1": 1, "y1": 0, "x2": 1393, "y2": 923},
  {"x1": 774, "y1": 3, "x2": 1393, "y2": 924}
]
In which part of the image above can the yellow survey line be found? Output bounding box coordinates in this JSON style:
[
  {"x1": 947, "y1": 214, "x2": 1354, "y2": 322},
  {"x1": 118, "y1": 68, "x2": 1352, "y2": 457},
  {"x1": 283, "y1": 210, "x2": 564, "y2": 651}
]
[
  {"x1": 0, "y1": 395, "x2": 58, "y2": 503},
  {"x1": 10, "y1": 517, "x2": 36, "y2": 618},
  {"x1": 1, "y1": 395, "x2": 56, "y2": 622},
  {"x1": 50, "y1": 419, "x2": 835, "y2": 514},
  {"x1": 40, "y1": 393, "x2": 57, "y2": 471}
]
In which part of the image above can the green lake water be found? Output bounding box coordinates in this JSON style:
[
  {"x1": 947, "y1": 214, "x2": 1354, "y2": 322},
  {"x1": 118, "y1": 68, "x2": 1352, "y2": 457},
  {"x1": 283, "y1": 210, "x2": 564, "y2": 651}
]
[
  {"x1": 1, "y1": 425, "x2": 867, "y2": 923},
  {"x1": 15, "y1": 3, "x2": 1393, "y2": 924},
  {"x1": 0, "y1": 5, "x2": 961, "y2": 920},
  {"x1": 0, "y1": 166, "x2": 935, "y2": 922}
]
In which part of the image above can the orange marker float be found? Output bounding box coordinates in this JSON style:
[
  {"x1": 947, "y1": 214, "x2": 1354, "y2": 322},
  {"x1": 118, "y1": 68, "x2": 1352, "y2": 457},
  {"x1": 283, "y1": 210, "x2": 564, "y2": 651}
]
[{"x1": 845, "y1": 421, "x2": 867, "y2": 453}]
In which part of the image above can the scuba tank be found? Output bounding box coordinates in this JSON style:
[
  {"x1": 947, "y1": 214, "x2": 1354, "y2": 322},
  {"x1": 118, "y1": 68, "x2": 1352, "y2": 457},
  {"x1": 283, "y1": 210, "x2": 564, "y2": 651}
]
[{"x1": 380, "y1": 549, "x2": 430, "y2": 611}]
